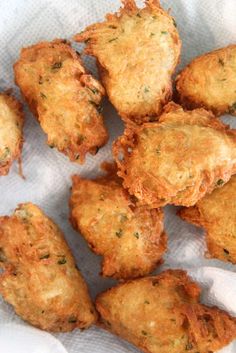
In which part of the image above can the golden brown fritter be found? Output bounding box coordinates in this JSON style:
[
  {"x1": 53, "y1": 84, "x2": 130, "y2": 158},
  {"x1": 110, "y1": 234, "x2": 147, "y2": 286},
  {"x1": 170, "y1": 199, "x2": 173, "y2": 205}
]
[
  {"x1": 179, "y1": 175, "x2": 236, "y2": 264},
  {"x1": 96, "y1": 269, "x2": 236, "y2": 353},
  {"x1": 74, "y1": 0, "x2": 181, "y2": 124},
  {"x1": 0, "y1": 203, "x2": 96, "y2": 332},
  {"x1": 113, "y1": 102, "x2": 236, "y2": 208},
  {"x1": 176, "y1": 45, "x2": 236, "y2": 116},
  {"x1": 70, "y1": 164, "x2": 167, "y2": 280},
  {"x1": 14, "y1": 39, "x2": 108, "y2": 163},
  {"x1": 0, "y1": 92, "x2": 24, "y2": 175}
]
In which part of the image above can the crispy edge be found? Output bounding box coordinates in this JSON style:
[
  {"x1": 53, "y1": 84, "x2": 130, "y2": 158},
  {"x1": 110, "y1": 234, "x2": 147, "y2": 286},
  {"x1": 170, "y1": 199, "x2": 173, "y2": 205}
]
[
  {"x1": 0, "y1": 91, "x2": 24, "y2": 176},
  {"x1": 113, "y1": 102, "x2": 236, "y2": 207},
  {"x1": 14, "y1": 39, "x2": 108, "y2": 163},
  {"x1": 69, "y1": 164, "x2": 167, "y2": 279},
  {"x1": 175, "y1": 44, "x2": 236, "y2": 116}
]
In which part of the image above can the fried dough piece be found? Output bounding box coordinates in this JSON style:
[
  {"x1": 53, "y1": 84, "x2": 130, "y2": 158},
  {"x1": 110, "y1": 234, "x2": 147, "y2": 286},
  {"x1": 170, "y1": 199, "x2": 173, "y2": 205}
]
[
  {"x1": 0, "y1": 203, "x2": 96, "y2": 332},
  {"x1": 70, "y1": 164, "x2": 167, "y2": 279},
  {"x1": 74, "y1": 0, "x2": 181, "y2": 124},
  {"x1": 14, "y1": 39, "x2": 108, "y2": 163},
  {"x1": 179, "y1": 175, "x2": 236, "y2": 264},
  {"x1": 176, "y1": 45, "x2": 236, "y2": 116},
  {"x1": 113, "y1": 102, "x2": 236, "y2": 207},
  {"x1": 96, "y1": 270, "x2": 236, "y2": 353},
  {"x1": 0, "y1": 92, "x2": 23, "y2": 175}
]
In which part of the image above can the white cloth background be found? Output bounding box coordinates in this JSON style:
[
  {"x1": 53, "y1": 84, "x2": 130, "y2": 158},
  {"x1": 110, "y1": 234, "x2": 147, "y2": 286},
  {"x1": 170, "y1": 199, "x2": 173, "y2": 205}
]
[{"x1": 0, "y1": 0, "x2": 236, "y2": 352}]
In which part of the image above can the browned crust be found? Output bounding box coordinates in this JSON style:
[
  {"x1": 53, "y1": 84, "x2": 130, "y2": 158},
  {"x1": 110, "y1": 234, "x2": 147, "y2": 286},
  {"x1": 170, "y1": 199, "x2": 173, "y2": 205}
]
[
  {"x1": 0, "y1": 92, "x2": 24, "y2": 176},
  {"x1": 176, "y1": 44, "x2": 236, "y2": 116}
]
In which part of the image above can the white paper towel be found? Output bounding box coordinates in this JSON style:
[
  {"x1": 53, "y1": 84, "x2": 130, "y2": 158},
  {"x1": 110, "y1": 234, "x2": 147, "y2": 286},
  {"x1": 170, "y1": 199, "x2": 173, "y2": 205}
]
[{"x1": 0, "y1": 0, "x2": 236, "y2": 352}]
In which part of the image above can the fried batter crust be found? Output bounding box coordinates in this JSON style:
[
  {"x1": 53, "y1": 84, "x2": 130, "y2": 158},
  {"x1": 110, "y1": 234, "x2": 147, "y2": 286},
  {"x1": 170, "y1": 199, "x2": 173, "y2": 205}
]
[
  {"x1": 0, "y1": 92, "x2": 24, "y2": 175},
  {"x1": 113, "y1": 102, "x2": 236, "y2": 207},
  {"x1": 74, "y1": 0, "x2": 181, "y2": 124},
  {"x1": 179, "y1": 175, "x2": 236, "y2": 264},
  {"x1": 96, "y1": 269, "x2": 236, "y2": 353},
  {"x1": 14, "y1": 39, "x2": 108, "y2": 163},
  {"x1": 176, "y1": 45, "x2": 236, "y2": 116},
  {"x1": 70, "y1": 165, "x2": 166, "y2": 279},
  {"x1": 0, "y1": 203, "x2": 96, "y2": 331}
]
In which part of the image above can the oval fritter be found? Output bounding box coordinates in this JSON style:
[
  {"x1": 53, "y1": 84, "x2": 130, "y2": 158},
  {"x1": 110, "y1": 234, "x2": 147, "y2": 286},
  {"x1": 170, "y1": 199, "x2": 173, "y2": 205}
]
[
  {"x1": 0, "y1": 92, "x2": 23, "y2": 175},
  {"x1": 14, "y1": 39, "x2": 108, "y2": 163},
  {"x1": 113, "y1": 102, "x2": 236, "y2": 207},
  {"x1": 70, "y1": 166, "x2": 167, "y2": 280},
  {"x1": 96, "y1": 270, "x2": 236, "y2": 353},
  {"x1": 0, "y1": 203, "x2": 96, "y2": 332},
  {"x1": 179, "y1": 175, "x2": 236, "y2": 264},
  {"x1": 176, "y1": 45, "x2": 236, "y2": 116},
  {"x1": 74, "y1": 0, "x2": 181, "y2": 124}
]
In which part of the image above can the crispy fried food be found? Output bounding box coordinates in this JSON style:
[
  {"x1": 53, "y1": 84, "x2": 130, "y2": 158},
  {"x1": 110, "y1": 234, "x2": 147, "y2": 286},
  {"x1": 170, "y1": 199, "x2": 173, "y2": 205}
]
[
  {"x1": 70, "y1": 164, "x2": 167, "y2": 280},
  {"x1": 179, "y1": 175, "x2": 236, "y2": 264},
  {"x1": 176, "y1": 45, "x2": 236, "y2": 116},
  {"x1": 74, "y1": 0, "x2": 181, "y2": 124},
  {"x1": 113, "y1": 102, "x2": 236, "y2": 207},
  {"x1": 0, "y1": 203, "x2": 96, "y2": 332},
  {"x1": 14, "y1": 39, "x2": 108, "y2": 163},
  {"x1": 96, "y1": 269, "x2": 236, "y2": 353},
  {"x1": 0, "y1": 92, "x2": 23, "y2": 175}
]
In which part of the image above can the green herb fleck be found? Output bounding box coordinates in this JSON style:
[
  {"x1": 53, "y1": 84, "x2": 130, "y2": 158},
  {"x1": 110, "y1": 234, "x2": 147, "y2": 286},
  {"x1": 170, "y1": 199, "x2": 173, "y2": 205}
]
[
  {"x1": 40, "y1": 254, "x2": 50, "y2": 260},
  {"x1": 223, "y1": 248, "x2": 229, "y2": 255},
  {"x1": 0, "y1": 147, "x2": 10, "y2": 161},
  {"x1": 144, "y1": 86, "x2": 150, "y2": 93},
  {"x1": 217, "y1": 179, "x2": 224, "y2": 186},
  {"x1": 136, "y1": 13, "x2": 141, "y2": 18},
  {"x1": 218, "y1": 58, "x2": 224, "y2": 66},
  {"x1": 109, "y1": 25, "x2": 117, "y2": 29},
  {"x1": 51, "y1": 62, "x2": 62, "y2": 70},
  {"x1": 185, "y1": 342, "x2": 193, "y2": 350},
  {"x1": 89, "y1": 87, "x2": 99, "y2": 94},
  {"x1": 152, "y1": 15, "x2": 157, "y2": 19},
  {"x1": 40, "y1": 92, "x2": 47, "y2": 99},
  {"x1": 134, "y1": 232, "x2": 140, "y2": 239},
  {"x1": 108, "y1": 37, "x2": 118, "y2": 43},
  {"x1": 68, "y1": 316, "x2": 77, "y2": 323},
  {"x1": 58, "y1": 257, "x2": 67, "y2": 265},
  {"x1": 120, "y1": 214, "x2": 128, "y2": 222},
  {"x1": 173, "y1": 18, "x2": 177, "y2": 27},
  {"x1": 38, "y1": 75, "x2": 43, "y2": 84},
  {"x1": 161, "y1": 31, "x2": 168, "y2": 34},
  {"x1": 229, "y1": 102, "x2": 236, "y2": 114},
  {"x1": 115, "y1": 229, "x2": 123, "y2": 238},
  {"x1": 144, "y1": 300, "x2": 150, "y2": 304},
  {"x1": 141, "y1": 330, "x2": 147, "y2": 336},
  {"x1": 150, "y1": 32, "x2": 155, "y2": 37}
]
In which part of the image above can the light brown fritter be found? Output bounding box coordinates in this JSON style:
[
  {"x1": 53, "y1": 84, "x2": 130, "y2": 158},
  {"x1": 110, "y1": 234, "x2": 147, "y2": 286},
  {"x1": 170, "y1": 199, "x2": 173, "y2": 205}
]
[
  {"x1": 96, "y1": 269, "x2": 236, "y2": 353},
  {"x1": 70, "y1": 165, "x2": 167, "y2": 280},
  {"x1": 113, "y1": 102, "x2": 236, "y2": 207},
  {"x1": 176, "y1": 45, "x2": 236, "y2": 116},
  {"x1": 179, "y1": 175, "x2": 236, "y2": 264},
  {"x1": 74, "y1": 0, "x2": 181, "y2": 124},
  {"x1": 0, "y1": 92, "x2": 24, "y2": 175},
  {"x1": 0, "y1": 203, "x2": 96, "y2": 332},
  {"x1": 14, "y1": 39, "x2": 108, "y2": 163}
]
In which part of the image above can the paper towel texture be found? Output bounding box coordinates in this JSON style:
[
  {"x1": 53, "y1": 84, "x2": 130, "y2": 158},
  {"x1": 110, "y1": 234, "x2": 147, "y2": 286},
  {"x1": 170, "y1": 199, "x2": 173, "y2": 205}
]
[{"x1": 0, "y1": 0, "x2": 236, "y2": 352}]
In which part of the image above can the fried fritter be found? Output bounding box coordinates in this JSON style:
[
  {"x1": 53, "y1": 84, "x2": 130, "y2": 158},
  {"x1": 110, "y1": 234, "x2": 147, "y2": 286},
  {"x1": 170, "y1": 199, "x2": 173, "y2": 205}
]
[
  {"x1": 179, "y1": 175, "x2": 236, "y2": 264},
  {"x1": 0, "y1": 203, "x2": 96, "y2": 332},
  {"x1": 176, "y1": 45, "x2": 236, "y2": 116},
  {"x1": 74, "y1": 0, "x2": 181, "y2": 124},
  {"x1": 96, "y1": 269, "x2": 236, "y2": 353},
  {"x1": 14, "y1": 39, "x2": 108, "y2": 163},
  {"x1": 70, "y1": 164, "x2": 167, "y2": 280},
  {"x1": 113, "y1": 102, "x2": 236, "y2": 207},
  {"x1": 0, "y1": 92, "x2": 23, "y2": 175}
]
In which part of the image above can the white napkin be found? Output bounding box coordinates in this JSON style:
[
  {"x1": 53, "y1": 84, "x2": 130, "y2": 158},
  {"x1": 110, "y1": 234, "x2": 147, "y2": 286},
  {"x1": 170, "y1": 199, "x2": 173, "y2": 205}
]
[{"x1": 0, "y1": 0, "x2": 236, "y2": 352}]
